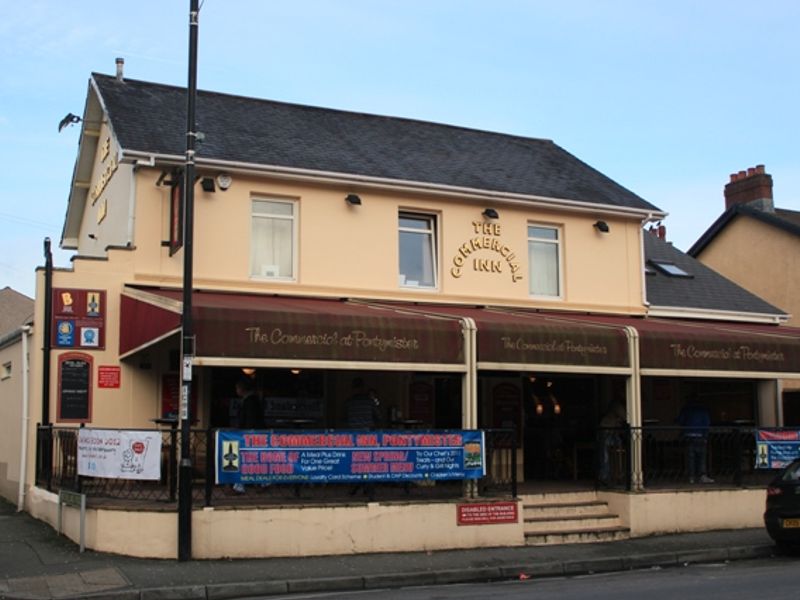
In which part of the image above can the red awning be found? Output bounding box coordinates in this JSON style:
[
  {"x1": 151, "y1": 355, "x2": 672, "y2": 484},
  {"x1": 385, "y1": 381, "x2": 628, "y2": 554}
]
[
  {"x1": 554, "y1": 313, "x2": 800, "y2": 375},
  {"x1": 120, "y1": 288, "x2": 800, "y2": 375},
  {"x1": 119, "y1": 288, "x2": 465, "y2": 366},
  {"x1": 368, "y1": 304, "x2": 631, "y2": 369}
]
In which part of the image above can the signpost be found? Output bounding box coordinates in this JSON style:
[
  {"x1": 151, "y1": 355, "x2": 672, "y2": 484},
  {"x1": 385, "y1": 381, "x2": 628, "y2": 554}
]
[{"x1": 57, "y1": 490, "x2": 86, "y2": 553}]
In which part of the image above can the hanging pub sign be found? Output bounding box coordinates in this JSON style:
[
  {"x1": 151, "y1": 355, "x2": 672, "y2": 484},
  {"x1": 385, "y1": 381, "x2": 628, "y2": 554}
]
[
  {"x1": 52, "y1": 288, "x2": 106, "y2": 350},
  {"x1": 215, "y1": 429, "x2": 486, "y2": 485},
  {"x1": 58, "y1": 352, "x2": 92, "y2": 423}
]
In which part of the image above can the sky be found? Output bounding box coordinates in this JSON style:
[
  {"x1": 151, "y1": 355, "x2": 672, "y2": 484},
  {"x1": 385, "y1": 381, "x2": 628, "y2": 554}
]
[{"x1": 1, "y1": 0, "x2": 798, "y2": 299}]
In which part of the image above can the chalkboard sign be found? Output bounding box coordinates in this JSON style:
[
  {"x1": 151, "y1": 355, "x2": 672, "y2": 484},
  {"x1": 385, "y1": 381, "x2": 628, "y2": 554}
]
[{"x1": 58, "y1": 353, "x2": 93, "y2": 422}]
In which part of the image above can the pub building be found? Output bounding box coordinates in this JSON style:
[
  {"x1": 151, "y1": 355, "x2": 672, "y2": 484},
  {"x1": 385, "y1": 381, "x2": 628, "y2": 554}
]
[{"x1": 6, "y1": 63, "x2": 800, "y2": 558}]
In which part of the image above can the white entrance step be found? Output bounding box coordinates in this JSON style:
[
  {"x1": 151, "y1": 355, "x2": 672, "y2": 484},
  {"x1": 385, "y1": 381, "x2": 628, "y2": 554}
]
[{"x1": 520, "y1": 490, "x2": 629, "y2": 546}]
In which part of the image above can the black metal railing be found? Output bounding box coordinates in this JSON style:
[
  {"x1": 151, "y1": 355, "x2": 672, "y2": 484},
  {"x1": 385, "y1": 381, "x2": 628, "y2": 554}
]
[
  {"x1": 37, "y1": 424, "x2": 779, "y2": 503},
  {"x1": 481, "y1": 428, "x2": 517, "y2": 498},
  {"x1": 636, "y1": 425, "x2": 775, "y2": 488},
  {"x1": 35, "y1": 426, "x2": 517, "y2": 507},
  {"x1": 597, "y1": 426, "x2": 632, "y2": 490}
]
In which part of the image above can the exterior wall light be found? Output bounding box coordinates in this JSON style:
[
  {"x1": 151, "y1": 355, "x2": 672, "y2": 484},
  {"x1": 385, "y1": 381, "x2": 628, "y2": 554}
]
[
  {"x1": 345, "y1": 194, "x2": 362, "y2": 206},
  {"x1": 483, "y1": 208, "x2": 499, "y2": 219},
  {"x1": 216, "y1": 173, "x2": 232, "y2": 191},
  {"x1": 594, "y1": 220, "x2": 610, "y2": 233},
  {"x1": 200, "y1": 177, "x2": 216, "y2": 193}
]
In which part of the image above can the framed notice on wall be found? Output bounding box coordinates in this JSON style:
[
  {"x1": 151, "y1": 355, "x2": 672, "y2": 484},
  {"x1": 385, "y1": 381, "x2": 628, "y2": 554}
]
[
  {"x1": 51, "y1": 288, "x2": 106, "y2": 350},
  {"x1": 58, "y1": 352, "x2": 93, "y2": 423}
]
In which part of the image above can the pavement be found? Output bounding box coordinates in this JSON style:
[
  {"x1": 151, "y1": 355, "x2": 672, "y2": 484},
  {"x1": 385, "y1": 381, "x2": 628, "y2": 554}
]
[{"x1": 0, "y1": 497, "x2": 782, "y2": 600}]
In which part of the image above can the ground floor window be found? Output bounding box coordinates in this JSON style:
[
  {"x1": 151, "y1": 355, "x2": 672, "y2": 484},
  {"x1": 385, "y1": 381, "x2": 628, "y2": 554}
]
[
  {"x1": 783, "y1": 389, "x2": 800, "y2": 426},
  {"x1": 206, "y1": 367, "x2": 463, "y2": 431}
]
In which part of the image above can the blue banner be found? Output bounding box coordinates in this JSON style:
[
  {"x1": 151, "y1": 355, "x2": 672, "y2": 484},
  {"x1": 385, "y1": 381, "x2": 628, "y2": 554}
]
[
  {"x1": 215, "y1": 430, "x2": 485, "y2": 485},
  {"x1": 756, "y1": 430, "x2": 800, "y2": 469}
]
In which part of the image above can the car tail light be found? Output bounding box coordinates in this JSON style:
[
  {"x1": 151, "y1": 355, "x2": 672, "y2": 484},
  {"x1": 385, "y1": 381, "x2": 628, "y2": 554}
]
[{"x1": 767, "y1": 486, "x2": 783, "y2": 497}]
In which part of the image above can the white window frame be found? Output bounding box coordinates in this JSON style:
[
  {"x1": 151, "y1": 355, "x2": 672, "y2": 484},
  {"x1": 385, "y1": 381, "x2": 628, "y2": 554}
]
[
  {"x1": 527, "y1": 223, "x2": 563, "y2": 299},
  {"x1": 250, "y1": 197, "x2": 298, "y2": 282},
  {"x1": 398, "y1": 212, "x2": 438, "y2": 290}
]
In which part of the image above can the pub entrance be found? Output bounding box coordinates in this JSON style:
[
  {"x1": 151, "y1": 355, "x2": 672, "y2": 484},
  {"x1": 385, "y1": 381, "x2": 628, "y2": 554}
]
[{"x1": 480, "y1": 372, "x2": 627, "y2": 483}]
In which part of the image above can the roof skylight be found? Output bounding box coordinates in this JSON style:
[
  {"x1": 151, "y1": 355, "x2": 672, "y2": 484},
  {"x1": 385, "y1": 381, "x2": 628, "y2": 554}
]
[{"x1": 649, "y1": 260, "x2": 692, "y2": 278}]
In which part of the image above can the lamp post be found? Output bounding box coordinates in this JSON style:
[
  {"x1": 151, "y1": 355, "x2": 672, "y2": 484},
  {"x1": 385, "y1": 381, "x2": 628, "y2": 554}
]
[{"x1": 178, "y1": 0, "x2": 199, "y2": 562}]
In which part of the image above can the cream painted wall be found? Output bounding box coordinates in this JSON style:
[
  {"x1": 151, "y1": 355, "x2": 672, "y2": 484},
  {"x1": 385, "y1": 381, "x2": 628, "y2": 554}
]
[
  {"x1": 31, "y1": 491, "x2": 523, "y2": 559},
  {"x1": 600, "y1": 489, "x2": 765, "y2": 536},
  {"x1": 130, "y1": 168, "x2": 647, "y2": 314},
  {"x1": 696, "y1": 216, "x2": 800, "y2": 392},
  {"x1": 77, "y1": 124, "x2": 134, "y2": 257},
  {"x1": 0, "y1": 336, "x2": 25, "y2": 503},
  {"x1": 31, "y1": 486, "x2": 767, "y2": 558},
  {"x1": 698, "y1": 217, "x2": 800, "y2": 325},
  {"x1": 26, "y1": 253, "x2": 173, "y2": 436}
]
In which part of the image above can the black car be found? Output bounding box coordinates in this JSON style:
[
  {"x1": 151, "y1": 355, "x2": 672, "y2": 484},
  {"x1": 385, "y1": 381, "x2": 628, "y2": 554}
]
[{"x1": 764, "y1": 458, "x2": 800, "y2": 549}]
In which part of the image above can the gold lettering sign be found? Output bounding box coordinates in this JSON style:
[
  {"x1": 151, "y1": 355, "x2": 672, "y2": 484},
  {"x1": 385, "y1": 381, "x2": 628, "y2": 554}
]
[
  {"x1": 670, "y1": 343, "x2": 785, "y2": 363},
  {"x1": 501, "y1": 336, "x2": 609, "y2": 356},
  {"x1": 449, "y1": 220, "x2": 523, "y2": 282},
  {"x1": 91, "y1": 136, "x2": 117, "y2": 206},
  {"x1": 245, "y1": 327, "x2": 421, "y2": 352},
  {"x1": 90, "y1": 155, "x2": 118, "y2": 205},
  {"x1": 100, "y1": 136, "x2": 110, "y2": 162},
  {"x1": 96, "y1": 198, "x2": 107, "y2": 224}
]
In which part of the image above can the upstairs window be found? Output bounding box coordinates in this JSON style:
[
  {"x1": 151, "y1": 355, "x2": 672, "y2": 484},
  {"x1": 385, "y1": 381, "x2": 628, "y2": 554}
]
[
  {"x1": 251, "y1": 199, "x2": 296, "y2": 280},
  {"x1": 528, "y1": 224, "x2": 561, "y2": 297},
  {"x1": 1, "y1": 361, "x2": 10, "y2": 380},
  {"x1": 399, "y1": 213, "x2": 437, "y2": 288}
]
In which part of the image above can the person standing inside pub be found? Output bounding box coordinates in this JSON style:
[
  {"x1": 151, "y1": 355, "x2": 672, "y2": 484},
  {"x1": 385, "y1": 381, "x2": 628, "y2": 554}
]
[
  {"x1": 678, "y1": 396, "x2": 714, "y2": 484},
  {"x1": 232, "y1": 377, "x2": 264, "y2": 494}
]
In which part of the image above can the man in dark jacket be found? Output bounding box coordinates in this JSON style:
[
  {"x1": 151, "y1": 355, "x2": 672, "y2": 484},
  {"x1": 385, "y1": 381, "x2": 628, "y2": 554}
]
[
  {"x1": 236, "y1": 377, "x2": 264, "y2": 429},
  {"x1": 232, "y1": 377, "x2": 263, "y2": 493},
  {"x1": 678, "y1": 397, "x2": 713, "y2": 484}
]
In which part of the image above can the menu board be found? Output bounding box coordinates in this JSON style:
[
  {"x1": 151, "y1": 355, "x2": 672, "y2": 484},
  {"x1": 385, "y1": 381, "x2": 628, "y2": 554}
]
[{"x1": 58, "y1": 353, "x2": 93, "y2": 422}]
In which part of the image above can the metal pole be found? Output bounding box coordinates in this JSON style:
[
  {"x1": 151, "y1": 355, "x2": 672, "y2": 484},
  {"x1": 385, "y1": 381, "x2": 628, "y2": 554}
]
[
  {"x1": 178, "y1": 0, "x2": 199, "y2": 562},
  {"x1": 42, "y1": 238, "x2": 53, "y2": 426},
  {"x1": 41, "y1": 239, "x2": 53, "y2": 490}
]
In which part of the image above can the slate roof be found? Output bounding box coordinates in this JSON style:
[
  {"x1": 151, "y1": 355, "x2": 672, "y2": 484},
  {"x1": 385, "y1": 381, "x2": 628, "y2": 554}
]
[
  {"x1": 688, "y1": 204, "x2": 800, "y2": 256},
  {"x1": 92, "y1": 73, "x2": 662, "y2": 213},
  {"x1": 0, "y1": 287, "x2": 34, "y2": 339},
  {"x1": 643, "y1": 233, "x2": 786, "y2": 316}
]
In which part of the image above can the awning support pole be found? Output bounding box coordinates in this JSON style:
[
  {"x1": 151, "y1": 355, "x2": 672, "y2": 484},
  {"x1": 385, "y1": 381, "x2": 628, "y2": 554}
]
[
  {"x1": 624, "y1": 326, "x2": 644, "y2": 491},
  {"x1": 461, "y1": 317, "x2": 477, "y2": 498}
]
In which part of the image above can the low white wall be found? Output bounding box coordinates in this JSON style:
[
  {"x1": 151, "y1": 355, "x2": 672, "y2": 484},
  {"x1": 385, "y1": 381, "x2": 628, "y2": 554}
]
[
  {"x1": 29, "y1": 487, "x2": 766, "y2": 558},
  {"x1": 27, "y1": 487, "x2": 176, "y2": 557},
  {"x1": 194, "y1": 501, "x2": 523, "y2": 559},
  {"x1": 600, "y1": 488, "x2": 766, "y2": 537},
  {"x1": 27, "y1": 489, "x2": 524, "y2": 559}
]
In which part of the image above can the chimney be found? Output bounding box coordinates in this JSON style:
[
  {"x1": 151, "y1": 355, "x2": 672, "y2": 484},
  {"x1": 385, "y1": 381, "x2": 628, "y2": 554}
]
[
  {"x1": 115, "y1": 57, "x2": 124, "y2": 82},
  {"x1": 647, "y1": 223, "x2": 667, "y2": 241},
  {"x1": 724, "y1": 164, "x2": 774, "y2": 212}
]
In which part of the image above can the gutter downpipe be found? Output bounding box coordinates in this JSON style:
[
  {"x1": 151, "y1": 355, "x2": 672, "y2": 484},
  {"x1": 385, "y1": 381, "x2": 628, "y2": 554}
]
[
  {"x1": 460, "y1": 317, "x2": 478, "y2": 498},
  {"x1": 17, "y1": 325, "x2": 32, "y2": 511},
  {"x1": 624, "y1": 326, "x2": 644, "y2": 491},
  {"x1": 640, "y1": 213, "x2": 658, "y2": 308}
]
